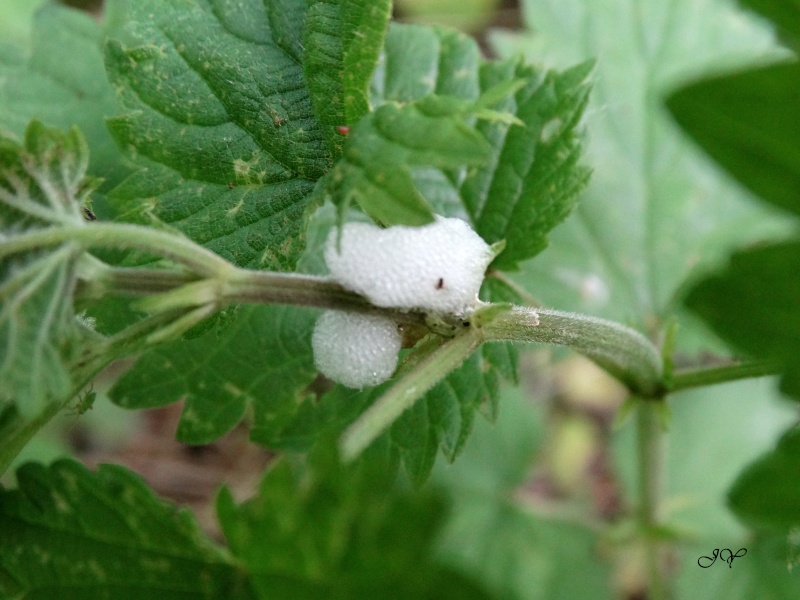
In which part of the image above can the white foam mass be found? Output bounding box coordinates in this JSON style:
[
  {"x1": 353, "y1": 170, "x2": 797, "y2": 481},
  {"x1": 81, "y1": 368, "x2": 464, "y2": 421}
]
[
  {"x1": 312, "y1": 311, "x2": 402, "y2": 388},
  {"x1": 325, "y1": 217, "x2": 492, "y2": 314}
]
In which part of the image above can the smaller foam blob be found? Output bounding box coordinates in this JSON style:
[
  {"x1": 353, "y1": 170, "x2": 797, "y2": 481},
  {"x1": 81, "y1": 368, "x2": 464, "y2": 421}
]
[
  {"x1": 325, "y1": 217, "x2": 492, "y2": 314},
  {"x1": 312, "y1": 310, "x2": 402, "y2": 388}
]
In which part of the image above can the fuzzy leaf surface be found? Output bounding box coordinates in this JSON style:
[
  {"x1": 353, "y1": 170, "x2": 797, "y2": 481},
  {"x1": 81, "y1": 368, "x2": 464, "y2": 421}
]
[
  {"x1": 0, "y1": 123, "x2": 93, "y2": 419},
  {"x1": 217, "y1": 451, "x2": 494, "y2": 599},
  {"x1": 105, "y1": 0, "x2": 328, "y2": 270},
  {"x1": 108, "y1": 306, "x2": 317, "y2": 445},
  {"x1": 0, "y1": 460, "x2": 254, "y2": 599}
]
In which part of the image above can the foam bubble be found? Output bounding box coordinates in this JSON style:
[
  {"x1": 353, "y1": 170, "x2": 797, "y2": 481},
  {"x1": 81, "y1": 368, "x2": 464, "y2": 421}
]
[
  {"x1": 312, "y1": 311, "x2": 402, "y2": 388},
  {"x1": 325, "y1": 217, "x2": 492, "y2": 315}
]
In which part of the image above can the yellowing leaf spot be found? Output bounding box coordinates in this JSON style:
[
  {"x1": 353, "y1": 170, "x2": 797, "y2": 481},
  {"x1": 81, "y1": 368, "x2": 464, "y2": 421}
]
[{"x1": 227, "y1": 198, "x2": 245, "y2": 216}]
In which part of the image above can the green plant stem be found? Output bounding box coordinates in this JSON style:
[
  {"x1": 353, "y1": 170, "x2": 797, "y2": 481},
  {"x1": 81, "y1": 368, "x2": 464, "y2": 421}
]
[
  {"x1": 0, "y1": 402, "x2": 63, "y2": 477},
  {"x1": 340, "y1": 327, "x2": 484, "y2": 462},
  {"x1": 223, "y1": 270, "x2": 416, "y2": 318},
  {"x1": 0, "y1": 224, "x2": 235, "y2": 278},
  {"x1": 77, "y1": 264, "x2": 429, "y2": 327},
  {"x1": 483, "y1": 306, "x2": 664, "y2": 398},
  {"x1": 78, "y1": 268, "x2": 662, "y2": 393},
  {"x1": 669, "y1": 359, "x2": 781, "y2": 392},
  {"x1": 75, "y1": 265, "x2": 201, "y2": 300},
  {"x1": 637, "y1": 401, "x2": 668, "y2": 600},
  {"x1": 0, "y1": 307, "x2": 193, "y2": 477}
]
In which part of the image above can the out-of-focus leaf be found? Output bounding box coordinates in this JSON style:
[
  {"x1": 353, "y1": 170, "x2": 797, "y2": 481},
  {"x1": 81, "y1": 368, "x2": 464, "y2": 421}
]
[
  {"x1": 0, "y1": 0, "x2": 46, "y2": 45},
  {"x1": 676, "y1": 535, "x2": 800, "y2": 599},
  {"x1": 433, "y1": 384, "x2": 617, "y2": 600},
  {"x1": 0, "y1": 460, "x2": 254, "y2": 599},
  {"x1": 217, "y1": 449, "x2": 494, "y2": 600},
  {"x1": 0, "y1": 4, "x2": 130, "y2": 189},
  {"x1": 728, "y1": 426, "x2": 800, "y2": 531},
  {"x1": 395, "y1": 0, "x2": 502, "y2": 33},
  {"x1": 612, "y1": 378, "x2": 796, "y2": 541},
  {"x1": 738, "y1": 0, "x2": 800, "y2": 45},
  {"x1": 684, "y1": 242, "x2": 800, "y2": 399},
  {"x1": 494, "y1": 0, "x2": 786, "y2": 327},
  {"x1": 0, "y1": 123, "x2": 94, "y2": 420},
  {"x1": 667, "y1": 62, "x2": 800, "y2": 218}
]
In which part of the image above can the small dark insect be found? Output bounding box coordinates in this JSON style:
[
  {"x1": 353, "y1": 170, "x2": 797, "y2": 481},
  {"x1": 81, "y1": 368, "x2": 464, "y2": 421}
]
[
  {"x1": 462, "y1": 321, "x2": 470, "y2": 327},
  {"x1": 82, "y1": 207, "x2": 97, "y2": 221},
  {"x1": 435, "y1": 277, "x2": 444, "y2": 289},
  {"x1": 228, "y1": 182, "x2": 234, "y2": 190},
  {"x1": 337, "y1": 125, "x2": 351, "y2": 136},
  {"x1": 69, "y1": 385, "x2": 96, "y2": 416}
]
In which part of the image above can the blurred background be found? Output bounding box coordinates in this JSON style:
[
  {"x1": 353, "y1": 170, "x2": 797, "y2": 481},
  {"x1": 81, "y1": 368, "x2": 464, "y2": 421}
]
[{"x1": 2, "y1": 1, "x2": 797, "y2": 598}]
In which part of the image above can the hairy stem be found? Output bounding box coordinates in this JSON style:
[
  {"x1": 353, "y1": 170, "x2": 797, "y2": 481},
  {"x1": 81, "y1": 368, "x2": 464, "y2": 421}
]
[
  {"x1": 77, "y1": 268, "x2": 663, "y2": 393},
  {"x1": 0, "y1": 224, "x2": 235, "y2": 278},
  {"x1": 637, "y1": 401, "x2": 668, "y2": 600},
  {"x1": 483, "y1": 306, "x2": 664, "y2": 398},
  {"x1": 0, "y1": 307, "x2": 193, "y2": 477},
  {"x1": 340, "y1": 327, "x2": 484, "y2": 462},
  {"x1": 77, "y1": 265, "x2": 429, "y2": 327},
  {"x1": 669, "y1": 359, "x2": 781, "y2": 393}
]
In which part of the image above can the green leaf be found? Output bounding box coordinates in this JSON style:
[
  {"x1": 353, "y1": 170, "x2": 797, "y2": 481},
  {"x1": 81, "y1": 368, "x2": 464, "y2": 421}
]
[
  {"x1": 372, "y1": 24, "x2": 591, "y2": 267},
  {"x1": 728, "y1": 426, "x2": 800, "y2": 532},
  {"x1": 790, "y1": 527, "x2": 800, "y2": 571},
  {"x1": 0, "y1": 123, "x2": 94, "y2": 419},
  {"x1": 109, "y1": 305, "x2": 317, "y2": 445},
  {"x1": 667, "y1": 62, "x2": 800, "y2": 219},
  {"x1": 738, "y1": 0, "x2": 800, "y2": 45},
  {"x1": 493, "y1": 0, "x2": 787, "y2": 326},
  {"x1": 684, "y1": 241, "x2": 800, "y2": 399},
  {"x1": 0, "y1": 4, "x2": 130, "y2": 189},
  {"x1": 0, "y1": 459, "x2": 254, "y2": 599},
  {"x1": 0, "y1": 0, "x2": 46, "y2": 45},
  {"x1": 217, "y1": 450, "x2": 494, "y2": 600},
  {"x1": 105, "y1": 0, "x2": 329, "y2": 270},
  {"x1": 372, "y1": 24, "x2": 482, "y2": 104},
  {"x1": 433, "y1": 384, "x2": 619, "y2": 600},
  {"x1": 271, "y1": 348, "x2": 508, "y2": 486},
  {"x1": 303, "y1": 0, "x2": 392, "y2": 157},
  {"x1": 465, "y1": 59, "x2": 592, "y2": 269},
  {"x1": 320, "y1": 94, "x2": 492, "y2": 226}
]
